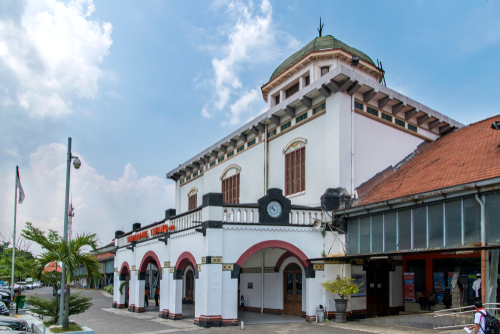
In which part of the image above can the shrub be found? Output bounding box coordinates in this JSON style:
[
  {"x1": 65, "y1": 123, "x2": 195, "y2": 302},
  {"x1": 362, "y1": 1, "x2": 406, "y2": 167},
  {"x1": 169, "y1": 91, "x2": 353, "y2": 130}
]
[
  {"x1": 320, "y1": 276, "x2": 363, "y2": 300},
  {"x1": 104, "y1": 286, "x2": 113, "y2": 295},
  {"x1": 27, "y1": 292, "x2": 92, "y2": 323}
]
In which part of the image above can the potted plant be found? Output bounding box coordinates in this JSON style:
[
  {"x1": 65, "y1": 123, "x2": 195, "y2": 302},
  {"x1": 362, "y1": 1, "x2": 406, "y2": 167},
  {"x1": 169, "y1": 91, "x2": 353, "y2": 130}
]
[{"x1": 321, "y1": 275, "x2": 363, "y2": 323}]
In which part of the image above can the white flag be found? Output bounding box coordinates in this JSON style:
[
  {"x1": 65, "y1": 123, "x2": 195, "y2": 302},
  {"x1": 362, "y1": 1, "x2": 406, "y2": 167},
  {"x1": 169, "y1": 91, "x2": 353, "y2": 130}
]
[{"x1": 17, "y1": 170, "x2": 25, "y2": 204}]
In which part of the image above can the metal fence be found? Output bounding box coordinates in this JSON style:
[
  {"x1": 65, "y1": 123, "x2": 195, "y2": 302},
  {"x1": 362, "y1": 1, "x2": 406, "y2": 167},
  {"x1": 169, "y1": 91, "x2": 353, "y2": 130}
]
[{"x1": 433, "y1": 303, "x2": 500, "y2": 332}]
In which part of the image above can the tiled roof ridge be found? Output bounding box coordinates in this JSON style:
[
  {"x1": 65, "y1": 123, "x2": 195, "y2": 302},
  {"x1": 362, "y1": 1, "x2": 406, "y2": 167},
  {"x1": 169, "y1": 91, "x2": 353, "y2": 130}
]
[{"x1": 355, "y1": 114, "x2": 500, "y2": 206}]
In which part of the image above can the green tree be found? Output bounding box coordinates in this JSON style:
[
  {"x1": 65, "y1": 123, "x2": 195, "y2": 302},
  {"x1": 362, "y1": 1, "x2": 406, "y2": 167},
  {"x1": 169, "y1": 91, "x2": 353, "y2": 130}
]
[
  {"x1": 320, "y1": 275, "x2": 363, "y2": 300},
  {"x1": 0, "y1": 248, "x2": 36, "y2": 287},
  {"x1": 26, "y1": 292, "x2": 92, "y2": 324},
  {"x1": 22, "y1": 222, "x2": 101, "y2": 328}
]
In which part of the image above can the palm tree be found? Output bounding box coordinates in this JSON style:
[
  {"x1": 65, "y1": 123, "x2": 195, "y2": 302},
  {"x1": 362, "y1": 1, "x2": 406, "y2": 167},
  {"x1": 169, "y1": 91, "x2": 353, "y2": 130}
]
[{"x1": 22, "y1": 222, "x2": 102, "y2": 328}]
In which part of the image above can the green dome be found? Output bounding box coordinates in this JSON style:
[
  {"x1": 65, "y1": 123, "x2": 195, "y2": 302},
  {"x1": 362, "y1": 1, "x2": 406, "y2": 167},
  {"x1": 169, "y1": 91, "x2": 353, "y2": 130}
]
[{"x1": 270, "y1": 35, "x2": 376, "y2": 80}]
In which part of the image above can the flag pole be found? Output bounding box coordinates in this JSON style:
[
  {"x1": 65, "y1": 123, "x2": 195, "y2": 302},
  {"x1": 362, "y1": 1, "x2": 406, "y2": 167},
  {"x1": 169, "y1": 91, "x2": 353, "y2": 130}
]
[{"x1": 10, "y1": 166, "x2": 18, "y2": 302}]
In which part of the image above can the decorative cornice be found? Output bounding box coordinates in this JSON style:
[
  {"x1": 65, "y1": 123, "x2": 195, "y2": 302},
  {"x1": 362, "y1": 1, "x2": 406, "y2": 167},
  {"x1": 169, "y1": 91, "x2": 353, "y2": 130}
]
[{"x1": 222, "y1": 225, "x2": 316, "y2": 232}]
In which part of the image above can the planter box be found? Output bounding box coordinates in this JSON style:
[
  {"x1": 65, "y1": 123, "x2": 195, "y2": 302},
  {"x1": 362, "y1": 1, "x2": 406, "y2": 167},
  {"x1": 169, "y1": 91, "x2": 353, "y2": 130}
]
[{"x1": 32, "y1": 321, "x2": 95, "y2": 334}]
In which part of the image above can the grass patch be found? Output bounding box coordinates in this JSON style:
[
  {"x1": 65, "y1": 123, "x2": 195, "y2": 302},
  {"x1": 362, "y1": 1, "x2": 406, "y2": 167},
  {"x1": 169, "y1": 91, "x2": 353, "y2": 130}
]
[{"x1": 42, "y1": 320, "x2": 83, "y2": 333}]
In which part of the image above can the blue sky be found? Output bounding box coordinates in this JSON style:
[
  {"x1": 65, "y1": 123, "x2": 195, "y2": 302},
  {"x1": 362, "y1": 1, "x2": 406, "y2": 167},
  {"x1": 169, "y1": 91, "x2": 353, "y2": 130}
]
[{"x1": 1, "y1": 0, "x2": 499, "y2": 251}]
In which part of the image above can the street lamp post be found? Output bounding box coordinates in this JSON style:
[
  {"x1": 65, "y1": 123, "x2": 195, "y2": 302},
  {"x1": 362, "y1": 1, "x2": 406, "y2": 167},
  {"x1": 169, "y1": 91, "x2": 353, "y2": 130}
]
[{"x1": 58, "y1": 137, "x2": 81, "y2": 326}]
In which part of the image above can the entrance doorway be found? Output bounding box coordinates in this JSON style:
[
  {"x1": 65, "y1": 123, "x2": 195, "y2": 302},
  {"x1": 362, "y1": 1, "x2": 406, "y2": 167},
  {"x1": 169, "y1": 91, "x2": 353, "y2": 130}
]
[
  {"x1": 366, "y1": 263, "x2": 389, "y2": 317},
  {"x1": 185, "y1": 269, "x2": 194, "y2": 302},
  {"x1": 283, "y1": 263, "x2": 302, "y2": 316}
]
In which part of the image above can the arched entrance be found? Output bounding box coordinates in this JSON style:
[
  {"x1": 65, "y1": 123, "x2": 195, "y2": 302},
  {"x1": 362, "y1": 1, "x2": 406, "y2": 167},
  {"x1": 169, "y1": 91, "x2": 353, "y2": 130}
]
[
  {"x1": 117, "y1": 262, "x2": 130, "y2": 309},
  {"x1": 170, "y1": 252, "x2": 197, "y2": 320},
  {"x1": 137, "y1": 251, "x2": 161, "y2": 313},
  {"x1": 235, "y1": 241, "x2": 309, "y2": 323}
]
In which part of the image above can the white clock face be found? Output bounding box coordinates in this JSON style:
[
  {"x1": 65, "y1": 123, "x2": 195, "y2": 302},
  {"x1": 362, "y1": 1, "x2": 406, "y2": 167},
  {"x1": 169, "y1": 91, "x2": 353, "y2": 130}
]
[{"x1": 267, "y1": 201, "x2": 282, "y2": 218}]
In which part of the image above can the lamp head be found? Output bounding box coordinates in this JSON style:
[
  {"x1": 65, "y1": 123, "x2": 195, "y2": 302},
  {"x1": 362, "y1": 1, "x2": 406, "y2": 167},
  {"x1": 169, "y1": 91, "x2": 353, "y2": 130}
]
[
  {"x1": 351, "y1": 56, "x2": 359, "y2": 67},
  {"x1": 73, "y1": 157, "x2": 81, "y2": 169}
]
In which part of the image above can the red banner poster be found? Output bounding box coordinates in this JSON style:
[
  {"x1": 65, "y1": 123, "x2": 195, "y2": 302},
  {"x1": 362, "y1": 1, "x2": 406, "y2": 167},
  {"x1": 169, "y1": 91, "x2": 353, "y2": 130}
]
[{"x1": 404, "y1": 272, "x2": 415, "y2": 302}]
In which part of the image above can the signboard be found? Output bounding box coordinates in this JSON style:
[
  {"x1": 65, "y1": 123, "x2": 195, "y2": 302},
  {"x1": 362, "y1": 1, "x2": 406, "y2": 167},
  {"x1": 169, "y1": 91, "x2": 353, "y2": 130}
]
[
  {"x1": 351, "y1": 274, "x2": 366, "y2": 297},
  {"x1": 126, "y1": 224, "x2": 173, "y2": 243},
  {"x1": 403, "y1": 272, "x2": 415, "y2": 302},
  {"x1": 434, "y1": 272, "x2": 445, "y2": 303}
]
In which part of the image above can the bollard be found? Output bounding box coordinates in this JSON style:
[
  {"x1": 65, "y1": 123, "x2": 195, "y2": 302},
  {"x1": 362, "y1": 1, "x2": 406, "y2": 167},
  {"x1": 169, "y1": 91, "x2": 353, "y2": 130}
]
[{"x1": 241, "y1": 321, "x2": 244, "y2": 330}]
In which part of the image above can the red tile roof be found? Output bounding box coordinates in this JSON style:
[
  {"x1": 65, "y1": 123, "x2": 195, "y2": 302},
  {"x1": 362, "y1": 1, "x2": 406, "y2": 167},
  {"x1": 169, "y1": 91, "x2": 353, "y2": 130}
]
[
  {"x1": 356, "y1": 115, "x2": 500, "y2": 206},
  {"x1": 43, "y1": 261, "x2": 62, "y2": 273}
]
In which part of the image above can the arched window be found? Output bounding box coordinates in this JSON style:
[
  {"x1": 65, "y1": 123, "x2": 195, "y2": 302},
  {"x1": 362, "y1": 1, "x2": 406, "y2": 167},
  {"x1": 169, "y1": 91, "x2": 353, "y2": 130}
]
[
  {"x1": 284, "y1": 139, "x2": 306, "y2": 196},
  {"x1": 221, "y1": 165, "x2": 241, "y2": 204},
  {"x1": 187, "y1": 188, "x2": 198, "y2": 210}
]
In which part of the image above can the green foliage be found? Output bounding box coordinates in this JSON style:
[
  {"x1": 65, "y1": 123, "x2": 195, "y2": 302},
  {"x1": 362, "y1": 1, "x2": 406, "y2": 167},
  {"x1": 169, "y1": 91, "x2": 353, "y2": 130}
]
[
  {"x1": 320, "y1": 226, "x2": 327, "y2": 238},
  {"x1": 320, "y1": 276, "x2": 363, "y2": 300},
  {"x1": 22, "y1": 222, "x2": 100, "y2": 328},
  {"x1": 321, "y1": 250, "x2": 327, "y2": 258},
  {"x1": 104, "y1": 286, "x2": 113, "y2": 294},
  {"x1": 43, "y1": 320, "x2": 83, "y2": 333},
  {"x1": 27, "y1": 292, "x2": 92, "y2": 324},
  {"x1": 119, "y1": 282, "x2": 128, "y2": 295},
  {"x1": 0, "y1": 247, "x2": 36, "y2": 285}
]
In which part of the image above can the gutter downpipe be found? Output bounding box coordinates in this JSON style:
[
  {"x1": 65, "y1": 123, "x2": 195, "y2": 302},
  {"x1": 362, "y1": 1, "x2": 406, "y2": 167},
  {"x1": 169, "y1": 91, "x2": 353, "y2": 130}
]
[
  {"x1": 261, "y1": 251, "x2": 265, "y2": 313},
  {"x1": 264, "y1": 123, "x2": 268, "y2": 195},
  {"x1": 476, "y1": 193, "x2": 499, "y2": 307},
  {"x1": 351, "y1": 76, "x2": 355, "y2": 195}
]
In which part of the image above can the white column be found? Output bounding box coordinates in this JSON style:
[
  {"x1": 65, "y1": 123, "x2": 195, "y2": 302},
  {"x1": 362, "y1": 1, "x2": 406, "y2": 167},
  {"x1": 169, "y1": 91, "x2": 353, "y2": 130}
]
[
  {"x1": 135, "y1": 278, "x2": 145, "y2": 311},
  {"x1": 221, "y1": 270, "x2": 238, "y2": 326},
  {"x1": 116, "y1": 278, "x2": 126, "y2": 308},
  {"x1": 160, "y1": 266, "x2": 170, "y2": 318},
  {"x1": 128, "y1": 272, "x2": 136, "y2": 311},
  {"x1": 305, "y1": 274, "x2": 324, "y2": 321},
  {"x1": 113, "y1": 272, "x2": 119, "y2": 305},
  {"x1": 168, "y1": 277, "x2": 183, "y2": 319}
]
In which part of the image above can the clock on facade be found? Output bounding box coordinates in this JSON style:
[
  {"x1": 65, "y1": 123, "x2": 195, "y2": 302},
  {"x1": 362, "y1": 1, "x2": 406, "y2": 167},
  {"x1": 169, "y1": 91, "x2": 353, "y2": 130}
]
[
  {"x1": 267, "y1": 200, "x2": 282, "y2": 218},
  {"x1": 258, "y1": 188, "x2": 291, "y2": 224}
]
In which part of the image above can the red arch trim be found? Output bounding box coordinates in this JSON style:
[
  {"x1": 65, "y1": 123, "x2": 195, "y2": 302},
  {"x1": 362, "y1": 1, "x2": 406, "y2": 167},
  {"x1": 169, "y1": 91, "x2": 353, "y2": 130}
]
[
  {"x1": 139, "y1": 251, "x2": 161, "y2": 273},
  {"x1": 120, "y1": 261, "x2": 130, "y2": 274},
  {"x1": 175, "y1": 252, "x2": 197, "y2": 271},
  {"x1": 275, "y1": 252, "x2": 293, "y2": 271},
  {"x1": 236, "y1": 240, "x2": 310, "y2": 268}
]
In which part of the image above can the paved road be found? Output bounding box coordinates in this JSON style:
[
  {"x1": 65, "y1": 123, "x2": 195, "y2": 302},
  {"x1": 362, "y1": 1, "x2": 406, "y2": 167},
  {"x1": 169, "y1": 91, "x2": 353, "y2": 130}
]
[{"x1": 23, "y1": 287, "x2": 428, "y2": 334}]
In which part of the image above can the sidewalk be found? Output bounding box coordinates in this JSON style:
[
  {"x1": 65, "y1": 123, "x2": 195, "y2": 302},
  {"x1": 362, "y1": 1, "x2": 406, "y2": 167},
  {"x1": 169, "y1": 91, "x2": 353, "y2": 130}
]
[{"x1": 316, "y1": 320, "x2": 466, "y2": 334}]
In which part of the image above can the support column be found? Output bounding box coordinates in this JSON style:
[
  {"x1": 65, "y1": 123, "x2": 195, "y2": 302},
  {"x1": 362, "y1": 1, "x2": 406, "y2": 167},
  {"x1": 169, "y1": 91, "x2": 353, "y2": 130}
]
[
  {"x1": 195, "y1": 193, "x2": 225, "y2": 328},
  {"x1": 116, "y1": 278, "x2": 127, "y2": 308},
  {"x1": 168, "y1": 271, "x2": 183, "y2": 319},
  {"x1": 134, "y1": 274, "x2": 145, "y2": 313},
  {"x1": 128, "y1": 271, "x2": 137, "y2": 312},
  {"x1": 160, "y1": 262, "x2": 170, "y2": 319},
  {"x1": 305, "y1": 273, "x2": 324, "y2": 322},
  {"x1": 221, "y1": 269, "x2": 238, "y2": 326},
  {"x1": 112, "y1": 271, "x2": 119, "y2": 307}
]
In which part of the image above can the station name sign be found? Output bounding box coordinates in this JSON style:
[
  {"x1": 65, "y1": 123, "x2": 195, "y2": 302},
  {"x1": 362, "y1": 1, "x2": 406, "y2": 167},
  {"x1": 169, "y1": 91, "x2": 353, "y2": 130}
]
[{"x1": 126, "y1": 223, "x2": 175, "y2": 243}]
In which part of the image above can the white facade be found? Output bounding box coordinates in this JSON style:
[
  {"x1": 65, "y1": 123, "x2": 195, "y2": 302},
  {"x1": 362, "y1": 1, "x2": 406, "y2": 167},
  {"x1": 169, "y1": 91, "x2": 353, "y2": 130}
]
[{"x1": 113, "y1": 37, "x2": 462, "y2": 326}]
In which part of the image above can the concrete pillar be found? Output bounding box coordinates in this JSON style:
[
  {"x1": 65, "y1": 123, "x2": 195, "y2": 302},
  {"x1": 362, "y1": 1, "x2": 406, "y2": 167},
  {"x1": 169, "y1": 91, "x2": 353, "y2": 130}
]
[
  {"x1": 168, "y1": 276, "x2": 183, "y2": 319},
  {"x1": 305, "y1": 274, "x2": 324, "y2": 322},
  {"x1": 221, "y1": 270, "x2": 238, "y2": 326},
  {"x1": 116, "y1": 279, "x2": 127, "y2": 308},
  {"x1": 128, "y1": 272, "x2": 136, "y2": 312},
  {"x1": 160, "y1": 263, "x2": 170, "y2": 319},
  {"x1": 194, "y1": 193, "x2": 228, "y2": 327},
  {"x1": 135, "y1": 278, "x2": 145, "y2": 312},
  {"x1": 112, "y1": 271, "x2": 119, "y2": 307}
]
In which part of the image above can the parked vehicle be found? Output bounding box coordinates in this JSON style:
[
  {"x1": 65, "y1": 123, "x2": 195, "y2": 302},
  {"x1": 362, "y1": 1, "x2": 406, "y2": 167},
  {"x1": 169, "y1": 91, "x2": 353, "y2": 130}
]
[
  {"x1": 0, "y1": 316, "x2": 30, "y2": 331},
  {"x1": 0, "y1": 301, "x2": 8, "y2": 316},
  {"x1": 0, "y1": 292, "x2": 11, "y2": 308}
]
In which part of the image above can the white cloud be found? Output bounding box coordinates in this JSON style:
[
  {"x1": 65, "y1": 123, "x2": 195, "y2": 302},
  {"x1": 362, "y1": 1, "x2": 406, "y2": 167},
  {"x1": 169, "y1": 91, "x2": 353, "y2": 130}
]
[
  {"x1": 0, "y1": 0, "x2": 112, "y2": 118},
  {"x1": 200, "y1": 0, "x2": 299, "y2": 124},
  {"x1": 0, "y1": 143, "x2": 174, "y2": 254}
]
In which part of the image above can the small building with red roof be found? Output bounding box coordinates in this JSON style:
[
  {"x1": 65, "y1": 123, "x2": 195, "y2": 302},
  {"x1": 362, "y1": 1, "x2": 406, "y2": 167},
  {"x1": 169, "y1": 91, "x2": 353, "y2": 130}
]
[{"x1": 327, "y1": 116, "x2": 500, "y2": 316}]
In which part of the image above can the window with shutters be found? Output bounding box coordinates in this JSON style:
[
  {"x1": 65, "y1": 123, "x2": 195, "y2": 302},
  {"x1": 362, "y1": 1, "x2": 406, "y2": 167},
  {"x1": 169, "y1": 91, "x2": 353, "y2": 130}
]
[
  {"x1": 284, "y1": 140, "x2": 306, "y2": 196},
  {"x1": 285, "y1": 83, "x2": 299, "y2": 98},
  {"x1": 188, "y1": 194, "x2": 197, "y2": 210},
  {"x1": 222, "y1": 173, "x2": 240, "y2": 204}
]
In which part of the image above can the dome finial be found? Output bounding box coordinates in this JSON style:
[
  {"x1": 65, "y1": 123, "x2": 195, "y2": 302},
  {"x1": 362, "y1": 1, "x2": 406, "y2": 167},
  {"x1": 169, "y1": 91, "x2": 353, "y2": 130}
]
[{"x1": 317, "y1": 17, "x2": 324, "y2": 37}]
